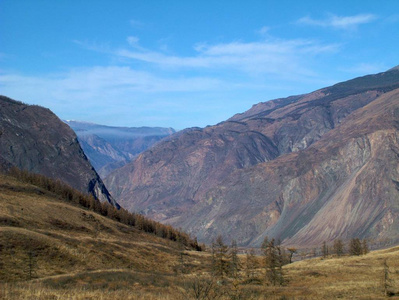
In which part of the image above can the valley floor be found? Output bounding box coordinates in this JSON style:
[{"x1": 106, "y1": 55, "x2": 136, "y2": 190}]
[
  {"x1": 1, "y1": 174, "x2": 399, "y2": 299},
  {"x1": 1, "y1": 246, "x2": 399, "y2": 299}
]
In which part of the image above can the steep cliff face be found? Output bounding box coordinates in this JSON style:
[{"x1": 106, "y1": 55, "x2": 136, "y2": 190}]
[
  {"x1": 105, "y1": 68, "x2": 399, "y2": 246},
  {"x1": 186, "y1": 90, "x2": 399, "y2": 247},
  {"x1": 0, "y1": 96, "x2": 118, "y2": 206},
  {"x1": 65, "y1": 121, "x2": 175, "y2": 177}
]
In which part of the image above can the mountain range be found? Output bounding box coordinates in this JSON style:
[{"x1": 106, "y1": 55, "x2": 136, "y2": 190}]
[
  {"x1": 2, "y1": 67, "x2": 399, "y2": 249},
  {"x1": 105, "y1": 67, "x2": 399, "y2": 247},
  {"x1": 65, "y1": 121, "x2": 175, "y2": 177}
]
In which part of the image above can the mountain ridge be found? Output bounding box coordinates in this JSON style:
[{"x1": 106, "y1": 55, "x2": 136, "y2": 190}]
[
  {"x1": 65, "y1": 120, "x2": 175, "y2": 177},
  {"x1": 193, "y1": 88, "x2": 399, "y2": 246},
  {"x1": 105, "y1": 67, "x2": 399, "y2": 247},
  {"x1": 0, "y1": 96, "x2": 117, "y2": 206}
]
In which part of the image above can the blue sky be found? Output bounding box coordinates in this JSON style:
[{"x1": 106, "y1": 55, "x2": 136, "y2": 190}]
[{"x1": 1, "y1": 1, "x2": 399, "y2": 130}]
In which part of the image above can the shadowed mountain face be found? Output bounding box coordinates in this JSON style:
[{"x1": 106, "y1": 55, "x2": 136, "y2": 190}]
[
  {"x1": 0, "y1": 96, "x2": 118, "y2": 206},
  {"x1": 105, "y1": 68, "x2": 399, "y2": 247},
  {"x1": 65, "y1": 121, "x2": 175, "y2": 177}
]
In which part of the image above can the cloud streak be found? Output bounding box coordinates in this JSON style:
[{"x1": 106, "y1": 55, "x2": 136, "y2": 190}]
[
  {"x1": 298, "y1": 14, "x2": 377, "y2": 30},
  {"x1": 2, "y1": 26, "x2": 358, "y2": 128},
  {"x1": 0, "y1": 66, "x2": 224, "y2": 100},
  {"x1": 340, "y1": 62, "x2": 387, "y2": 74},
  {"x1": 2, "y1": 35, "x2": 340, "y2": 127},
  {"x1": 0, "y1": 67, "x2": 232, "y2": 127},
  {"x1": 115, "y1": 38, "x2": 339, "y2": 79}
]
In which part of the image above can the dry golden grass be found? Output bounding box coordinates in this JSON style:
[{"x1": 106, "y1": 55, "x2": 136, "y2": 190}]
[
  {"x1": 282, "y1": 247, "x2": 399, "y2": 299},
  {"x1": 0, "y1": 175, "x2": 208, "y2": 278},
  {"x1": 1, "y1": 174, "x2": 399, "y2": 299}
]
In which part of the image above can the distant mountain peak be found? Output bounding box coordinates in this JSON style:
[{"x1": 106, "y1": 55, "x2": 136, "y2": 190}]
[
  {"x1": 66, "y1": 120, "x2": 176, "y2": 177},
  {"x1": 388, "y1": 65, "x2": 399, "y2": 71}
]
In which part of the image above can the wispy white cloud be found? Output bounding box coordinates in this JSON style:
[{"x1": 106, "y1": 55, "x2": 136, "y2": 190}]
[
  {"x1": 129, "y1": 19, "x2": 145, "y2": 28},
  {"x1": 0, "y1": 67, "x2": 275, "y2": 128},
  {"x1": 386, "y1": 14, "x2": 399, "y2": 23},
  {"x1": 0, "y1": 67, "x2": 229, "y2": 126},
  {"x1": 340, "y1": 62, "x2": 387, "y2": 74},
  {"x1": 257, "y1": 26, "x2": 270, "y2": 36},
  {"x1": 3, "y1": 33, "x2": 344, "y2": 128},
  {"x1": 114, "y1": 38, "x2": 339, "y2": 79},
  {"x1": 127, "y1": 36, "x2": 140, "y2": 47},
  {"x1": 157, "y1": 37, "x2": 172, "y2": 52},
  {"x1": 0, "y1": 66, "x2": 223, "y2": 100},
  {"x1": 72, "y1": 40, "x2": 111, "y2": 53},
  {"x1": 298, "y1": 14, "x2": 377, "y2": 30}
]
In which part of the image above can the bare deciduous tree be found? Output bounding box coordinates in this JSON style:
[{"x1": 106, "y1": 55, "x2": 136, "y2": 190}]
[
  {"x1": 230, "y1": 239, "x2": 241, "y2": 279},
  {"x1": 212, "y1": 235, "x2": 230, "y2": 279},
  {"x1": 182, "y1": 275, "x2": 224, "y2": 300},
  {"x1": 245, "y1": 249, "x2": 258, "y2": 280},
  {"x1": 362, "y1": 239, "x2": 369, "y2": 255},
  {"x1": 321, "y1": 241, "x2": 328, "y2": 258},
  {"x1": 349, "y1": 238, "x2": 362, "y2": 256},
  {"x1": 333, "y1": 239, "x2": 344, "y2": 257},
  {"x1": 262, "y1": 237, "x2": 284, "y2": 286}
]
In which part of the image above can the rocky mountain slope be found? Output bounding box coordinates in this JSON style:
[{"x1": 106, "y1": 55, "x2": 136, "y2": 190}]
[
  {"x1": 0, "y1": 96, "x2": 117, "y2": 205},
  {"x1": 65, "y1": 121, "x2": 175, "y2": 177},
  {"x1": 105, "y1": 67, "x2": 399, "y2": 247}
]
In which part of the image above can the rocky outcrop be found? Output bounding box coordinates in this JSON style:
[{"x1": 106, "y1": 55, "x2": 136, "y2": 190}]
[
  {"x1": 0, "y1": 96, "x2": 118, "y2": 207},
  {"x1": 105, "y1": 68, "x2": 399, "y2": 247},
  {"x1": 65, "y1": 121, "x2": 175, "y2": 177}
]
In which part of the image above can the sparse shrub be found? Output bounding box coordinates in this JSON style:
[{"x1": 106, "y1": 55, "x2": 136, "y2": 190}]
[
  {"x1": 287, "y1": 248, "x2": 297, "y2": 264},
  {"x1": 181, "y1": 275, "x2": 225, "y2": 300},
  {"x1": 26, "y1": 250, "x2": 37, "y2": 280}
]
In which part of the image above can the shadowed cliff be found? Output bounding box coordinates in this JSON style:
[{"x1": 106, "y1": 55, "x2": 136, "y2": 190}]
[{"x1": 0, "y1": 96, "x2": 118, "y2": 206}]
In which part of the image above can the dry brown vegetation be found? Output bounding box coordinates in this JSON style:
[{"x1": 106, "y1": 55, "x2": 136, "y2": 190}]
[
  {"x1": 6, "y1": 168, "x2": 202, "y2": 250},
  {"x1": 1, "y1": 174, "x2": 399, "y2": 299}
]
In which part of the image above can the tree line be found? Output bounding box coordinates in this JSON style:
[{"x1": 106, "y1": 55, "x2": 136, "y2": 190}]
[
  {"x1": 7, "y1": 167, "x2": 203, "y2": 251},
  {"x1": 210, "y1": 236, "x2": 372, "y2": 286},
  {"x1": 181, "y1": 236, "x2": 289, "y2": 299},
  {"x1": 211, "y1": 235, "x2": 287, "y2": 286},
  {"x1": 320, "y1": 238, "x2": 368, "y2": 258}
]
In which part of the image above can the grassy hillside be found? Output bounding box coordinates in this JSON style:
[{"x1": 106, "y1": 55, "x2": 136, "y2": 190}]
[
  {"x1": 1, "y1": 174, "x2": 398, "y2": 299},
  {"x1": 0, "y1": 174, "x2": 209, "y2": 298},
  {"x1": 283, "y1": 247, "x2": 399, "y2": 299}
]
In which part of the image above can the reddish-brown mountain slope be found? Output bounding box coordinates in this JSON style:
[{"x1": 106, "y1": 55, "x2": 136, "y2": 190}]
[
  {"x1": 183, "y1": 89, "x2": 399, "y2": 247},
  {"x1": 105, "y1": 68, "x2": 399, "y2": 246}
]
